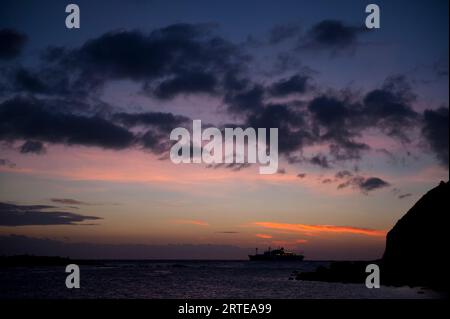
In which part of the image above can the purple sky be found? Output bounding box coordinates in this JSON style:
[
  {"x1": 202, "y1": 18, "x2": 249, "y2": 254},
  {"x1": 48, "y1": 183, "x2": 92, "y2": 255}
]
[{"x1": 0, "y1": 0, "x2": 448, "y2": 259}]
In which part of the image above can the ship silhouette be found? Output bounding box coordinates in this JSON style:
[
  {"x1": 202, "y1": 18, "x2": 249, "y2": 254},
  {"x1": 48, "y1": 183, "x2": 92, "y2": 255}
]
[{"x1": 248, "y1": 247, "x2": 304, "y2": 261}]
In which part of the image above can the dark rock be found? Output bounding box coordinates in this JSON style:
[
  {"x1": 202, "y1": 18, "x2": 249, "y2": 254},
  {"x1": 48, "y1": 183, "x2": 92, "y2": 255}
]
[
  {"x1": 382, "y1": 181, "x2": 450, "y2": 290},
  {"x1": 296, "y1": 181, "x2": 449, "y2": 290}
]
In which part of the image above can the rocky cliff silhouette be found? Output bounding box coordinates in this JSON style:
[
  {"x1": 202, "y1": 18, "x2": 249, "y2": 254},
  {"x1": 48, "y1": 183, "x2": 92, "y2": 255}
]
[
  {"x1": 383, "y1": 181, "x2": 449, "y2": 289},
  {"x1": 297, "y1": 181, "x2": 449, "y2": 291}
]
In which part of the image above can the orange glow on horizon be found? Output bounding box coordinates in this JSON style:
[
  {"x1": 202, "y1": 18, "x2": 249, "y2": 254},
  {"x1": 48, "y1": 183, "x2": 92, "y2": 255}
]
[
  {"x1": 255, "y1": 233, "x2": 273, "y2": 239},
  {"x1": 253, "y1": 222, "x2": 386, "y2": 237}
]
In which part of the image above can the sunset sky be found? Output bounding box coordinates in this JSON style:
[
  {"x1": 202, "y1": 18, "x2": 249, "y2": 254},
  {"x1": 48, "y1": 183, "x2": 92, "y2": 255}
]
[{"x1": 0, "y1": 0, "x2": 448, "y2": 260}]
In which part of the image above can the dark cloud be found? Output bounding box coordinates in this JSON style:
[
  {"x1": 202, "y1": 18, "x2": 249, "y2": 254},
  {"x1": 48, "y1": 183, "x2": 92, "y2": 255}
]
[
  {"x1": 50, "y1": 198, "x2": 121, "y2": 207},
  {"x1": 335, "y1": 170, "x2": 353, "y2": 179},
  {"x1": 206, "y1": 163, "x2": 252, "y2": 172},
  {"x1": 50, "y1": 198, "x2": 90, "y2": 205},
  {"x1": 20, "y1": 140, "x2": 46, "y2": 154},
  {"x1": 422, "y1": 107, "x2": 449, "y2": 167},
  {"x1": 139, "y1": 130, "x2": 173, "y2": 154},
  {"x1": 362, "y1": 76, "x2": 419, "y2": 142},
  {"x1": 151, "y1": 70, "x2": 218, "y2": 99},
  {"x1": 222, "y1": 75, "x2": 419, "y2": 166},
  {"x1": 113, "y1": 111, "x2": 190, "y2": 133},
  {"x1": 0, "y1": 97, "x2": 135, "y2": 150},
  {"x1": 0, "y1": 29, "x2": 27, "y2": 60},
  {"x1": 306, "y1": 77, "x2": 418, "y2": 161},
  {"x1": 1, "y1": 24, "x2": 247, "y2": 99},
  {"x1": 301, "y1": 20, "x2": 364, "y2": 51},
  {"x1": 246, "y1": 103, "x2": 311, "y2": 154},
  {"x1": 0, "y1": 95, "x2": 189, "y2": 155},
  {"x1": 359, "y1": 177, "x2": 390, "y2": 192},
  {"x1": 222, "y1": 75, "x2": 420, "y2": 166},
  {"x1": 398, "y1": 193, "x2": 412, "y2": 199},
  {"x1": 338, "y1": 176, "x2": 390, "y2": 194},
  {"x1": 307, "y1": 95, "x2": 368, "y2": 160},
  {"x1": 269, "y1": 74, "x2": 311, "y2": 96},
  {"x1": 13, "y1": 68, "x2": 49, "y2": 94},
  {"x1": 44, "y1": 24, "x2": 247, "y2": 97},
  {"x1": 0, "y1": 22, "x2": 445, "y2": 172},
  {"x1": 3, "y1": 64, "x2": 77, "y2": 97},
  {"x1": 308, "y1": 95, "x2": 353, "y2": 127},
  {"x1": 225, "y1": 85, "x2": 265, "y2": 114},
  {"x1": 309, "y1": 154, "x2": 331, "y2": 168},
  {"x1": 0, "y1": 202, "x2": 101, "y2": 226}
]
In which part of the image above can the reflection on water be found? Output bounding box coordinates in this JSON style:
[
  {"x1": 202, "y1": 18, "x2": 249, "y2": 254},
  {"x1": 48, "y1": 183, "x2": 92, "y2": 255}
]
[{"x1": 0, "y1": 261, "x2": 441, "y2": 299}]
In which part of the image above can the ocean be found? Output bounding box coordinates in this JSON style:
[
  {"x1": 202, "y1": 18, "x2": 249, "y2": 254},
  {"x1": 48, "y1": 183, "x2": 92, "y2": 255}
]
[{"x1": 0, "y1": 260, "x2": 442, "y2": 299}]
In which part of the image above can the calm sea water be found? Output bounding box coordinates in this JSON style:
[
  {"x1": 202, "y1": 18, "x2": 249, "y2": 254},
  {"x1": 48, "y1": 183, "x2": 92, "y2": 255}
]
[{"x1": 0, "y1": 260, "x2": 442, "y2": 299}]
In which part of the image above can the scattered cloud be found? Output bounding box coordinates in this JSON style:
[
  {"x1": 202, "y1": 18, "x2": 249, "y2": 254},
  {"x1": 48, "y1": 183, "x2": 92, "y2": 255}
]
[
  {"x1": 268, "y1": 74, "x2": 312, "y2": 96},
  {"x1": 359, "y1": 177, "x2": 390, "y2": 192},
  {"x1": 335, "y1": 170, "x2": 353, "y2": 179},
  {"x1": 0, "y1": 29, "x2": 27, "y2": 60},
  {"x1": 300, "y1": 20, "x2": 366, "y2": 52},
  {"x1": 337, "y1": 176, "x2": 390, "y2": 194},
  {"x1": 422, "y1": 107, "x2": 449, "y2": 168},
  {"x1": 0, "y1": 25, "x2": 447, "y2": 173},
  {"x1": 0, "y1": 97, "x2": 135, "y2": 150},
  {"x1": 310, "y1": 154, "x2": 331, "y2": 168},
  {"x1": 20, "y1": 140, "x2": 46, "y2": 154},
  {"x1": 50, "y1": 198, "x2": 91, "y2": 205},
  {"x1": 398, "y1": 193, "x2": 412, "y2": 199},
  {"x1": 0, "y1": 202, "x2": 101, "y2": 226}
]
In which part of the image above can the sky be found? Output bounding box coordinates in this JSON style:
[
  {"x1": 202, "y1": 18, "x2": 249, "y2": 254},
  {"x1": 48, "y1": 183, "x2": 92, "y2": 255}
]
[{"x1": 0, "y1": 0, "x2": 448, "y2": 260}]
